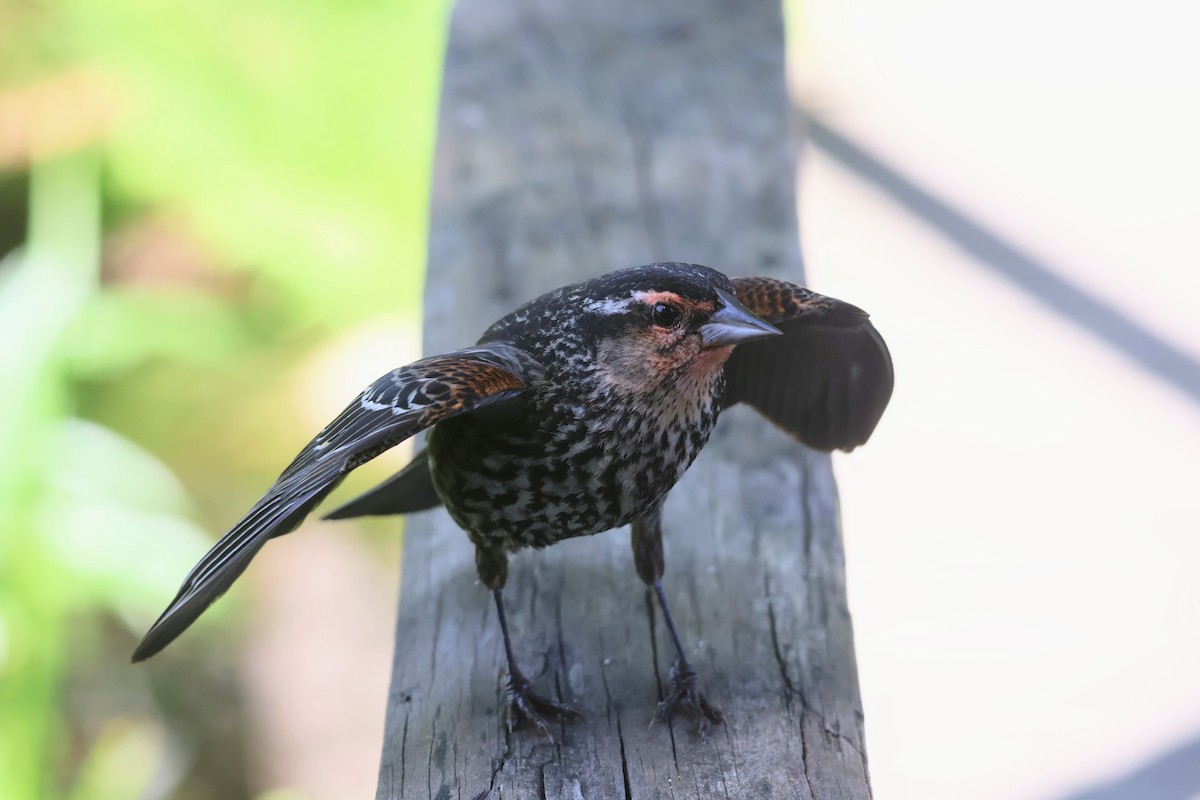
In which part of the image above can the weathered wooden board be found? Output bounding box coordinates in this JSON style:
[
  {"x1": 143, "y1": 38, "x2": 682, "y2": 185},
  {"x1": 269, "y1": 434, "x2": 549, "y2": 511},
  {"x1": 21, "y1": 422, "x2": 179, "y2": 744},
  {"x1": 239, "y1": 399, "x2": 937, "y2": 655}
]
[{"x1": 377, "y1": 0, "x2": 872, "y2": 797}]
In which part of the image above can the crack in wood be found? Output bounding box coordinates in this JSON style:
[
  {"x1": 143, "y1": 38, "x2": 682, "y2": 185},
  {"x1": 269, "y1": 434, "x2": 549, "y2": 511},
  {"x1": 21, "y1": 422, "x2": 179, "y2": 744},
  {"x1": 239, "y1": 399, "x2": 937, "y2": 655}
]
[
  {"x1": 428, "y1": 715, "x2": 438, "y2": 800},
  {"x1": 617, "y1": 719, "x2": 633, "y2": 800},
  {"x1": 765, "y1": 572, "x2": 799, "y2": 708},
  {"x1": 470, "y1": 719, "x2": 512, "y2": 800},
  {"x1": 798, "y1": 709, "x2": 815, "y2": 799},
  {"x1": 401, "y1": 706, "x2": 410, "y2": 799},
  {"x1": 454, "y1": 739, "x2": 462, "y2": 800}
]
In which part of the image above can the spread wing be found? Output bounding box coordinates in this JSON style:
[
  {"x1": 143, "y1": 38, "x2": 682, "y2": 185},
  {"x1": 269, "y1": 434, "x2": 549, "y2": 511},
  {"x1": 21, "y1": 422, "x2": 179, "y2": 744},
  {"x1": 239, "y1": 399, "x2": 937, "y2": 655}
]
[
  {"x1": 721, "y1": 276, "x2": 894, "y2": 452},
  {"x1": 132, "y1": 346, "x2": 530, "y2": 661}
]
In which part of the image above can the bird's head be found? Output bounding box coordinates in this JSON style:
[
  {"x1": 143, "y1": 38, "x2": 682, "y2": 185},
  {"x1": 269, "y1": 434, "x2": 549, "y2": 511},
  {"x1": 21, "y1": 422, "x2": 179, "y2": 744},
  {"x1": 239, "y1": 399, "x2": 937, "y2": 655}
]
[{"x1": 573, "y1": 263, "x2": 781, "y2": 395}]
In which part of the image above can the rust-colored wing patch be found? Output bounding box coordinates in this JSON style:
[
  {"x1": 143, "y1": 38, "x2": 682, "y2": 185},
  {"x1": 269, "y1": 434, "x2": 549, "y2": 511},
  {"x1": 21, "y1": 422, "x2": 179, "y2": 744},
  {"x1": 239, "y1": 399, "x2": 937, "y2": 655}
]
[
  {"x1": 352, "y1": 352, "x2": 526, "y2": 432},
  {"x1": 731, "y1": 276, "x2": 842, "y2": 323},
  {"x1": 266, "y1": 350, "x2": 526, "y2": 481},
  {"x1": 400, "y1": 354, "x2": 526, "y2": 419},
  {"x1": 723, "y1": 276, "x2": 894, "y2": 452}
]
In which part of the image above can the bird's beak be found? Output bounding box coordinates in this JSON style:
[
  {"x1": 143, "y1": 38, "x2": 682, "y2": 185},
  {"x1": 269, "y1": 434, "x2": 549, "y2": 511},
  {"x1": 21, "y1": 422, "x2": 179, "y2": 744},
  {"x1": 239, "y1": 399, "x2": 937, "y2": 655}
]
[{"x1": 699, "y1": 289, "x2": 782, "y2": 349}]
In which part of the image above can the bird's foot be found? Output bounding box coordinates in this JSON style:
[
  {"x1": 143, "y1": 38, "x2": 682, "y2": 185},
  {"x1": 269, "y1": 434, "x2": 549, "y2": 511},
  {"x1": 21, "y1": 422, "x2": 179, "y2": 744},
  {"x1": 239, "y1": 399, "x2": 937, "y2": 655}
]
[
  {"x1": 652, "y1": 660, "x2": 723, "y2": 738},
  {"x1": 506, "y1": 670, "x2": 583, "y2": 739}
]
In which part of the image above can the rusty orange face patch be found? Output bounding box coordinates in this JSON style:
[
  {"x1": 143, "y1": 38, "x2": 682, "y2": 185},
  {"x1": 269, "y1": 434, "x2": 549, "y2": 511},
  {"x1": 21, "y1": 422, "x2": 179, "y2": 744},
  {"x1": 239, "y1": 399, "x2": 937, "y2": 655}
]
[{"x1": 591, "y1": 287, "x2": 729, "y2": 396}]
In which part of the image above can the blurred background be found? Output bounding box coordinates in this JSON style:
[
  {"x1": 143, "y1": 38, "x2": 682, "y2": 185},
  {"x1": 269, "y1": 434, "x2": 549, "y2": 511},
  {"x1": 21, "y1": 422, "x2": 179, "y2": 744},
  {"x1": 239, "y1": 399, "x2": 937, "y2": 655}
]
[
  {"x1": 792, "y1": 2, "x2": 1200, "y2": 799},
  {"x1": 0, "y1": 1, "x2": 448, "y2": 798},
  {"x1": 1, "y1": 1, "x2": 1197, "y2": 799}
]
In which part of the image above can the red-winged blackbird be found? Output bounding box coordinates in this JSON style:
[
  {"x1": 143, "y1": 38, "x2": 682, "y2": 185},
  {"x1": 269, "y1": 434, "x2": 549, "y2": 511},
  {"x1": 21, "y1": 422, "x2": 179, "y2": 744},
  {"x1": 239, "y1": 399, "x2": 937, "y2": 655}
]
[{"x1": 133, "y1": 263, "x2": 893, "y2": 736}]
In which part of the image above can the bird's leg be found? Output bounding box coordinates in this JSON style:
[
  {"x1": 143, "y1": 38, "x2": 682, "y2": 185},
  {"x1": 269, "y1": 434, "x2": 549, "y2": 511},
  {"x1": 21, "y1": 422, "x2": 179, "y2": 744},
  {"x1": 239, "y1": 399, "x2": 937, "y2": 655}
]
[
  {"x1": 631, "y1": 506, "x2": 723, "y2": 736},
  {"x1": 649, "y1": 581, "x2": 723, "y2": 734},
  {"x1": 478, "y1": 545, "x2": 581, "y2": 737},
  {"x1": 492, "y1": 589, "x2": 582, "y2": 736}
]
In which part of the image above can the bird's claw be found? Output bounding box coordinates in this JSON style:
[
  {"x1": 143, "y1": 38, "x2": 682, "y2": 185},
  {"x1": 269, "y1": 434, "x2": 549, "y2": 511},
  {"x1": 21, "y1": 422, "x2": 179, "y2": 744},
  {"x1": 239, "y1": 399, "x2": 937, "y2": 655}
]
[
  {"x1": 652, "y1": 660, "x2": 723, "y2": 738},
  {"x1": 506, "y1": 671, "x2": 583, "y2": 739}
]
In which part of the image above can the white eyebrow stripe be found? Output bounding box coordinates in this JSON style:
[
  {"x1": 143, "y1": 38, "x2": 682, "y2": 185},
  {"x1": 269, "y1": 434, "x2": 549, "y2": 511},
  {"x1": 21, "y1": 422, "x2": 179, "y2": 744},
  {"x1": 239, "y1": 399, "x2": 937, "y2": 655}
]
[{"x1": 582, "y1": 297, "x2": 633, "y2": 315}]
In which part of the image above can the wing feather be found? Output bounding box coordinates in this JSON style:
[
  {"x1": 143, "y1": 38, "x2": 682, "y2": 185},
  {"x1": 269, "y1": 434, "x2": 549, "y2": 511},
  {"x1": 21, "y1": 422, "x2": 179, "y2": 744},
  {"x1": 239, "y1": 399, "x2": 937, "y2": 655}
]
[
  {"x1": 722, "y1": 277, "x2": 894, "y2": 452},
  {"x1": 132, "y1": 346, "x2": 530, "y2": 661}
]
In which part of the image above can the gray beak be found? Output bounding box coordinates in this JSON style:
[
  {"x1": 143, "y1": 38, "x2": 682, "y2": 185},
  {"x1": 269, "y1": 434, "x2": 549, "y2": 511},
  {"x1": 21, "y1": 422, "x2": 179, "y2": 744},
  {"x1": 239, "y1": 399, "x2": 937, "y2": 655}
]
[{"x1": 699, "y1": 289, "x2": 782, "y2": 349}]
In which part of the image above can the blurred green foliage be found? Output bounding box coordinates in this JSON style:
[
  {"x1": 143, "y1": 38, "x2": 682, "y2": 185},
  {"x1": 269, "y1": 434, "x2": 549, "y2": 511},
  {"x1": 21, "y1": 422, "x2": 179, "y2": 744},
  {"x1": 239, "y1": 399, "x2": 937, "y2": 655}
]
[{"x1": 0, "y1": 0, "x2": 449, "y2": 797}]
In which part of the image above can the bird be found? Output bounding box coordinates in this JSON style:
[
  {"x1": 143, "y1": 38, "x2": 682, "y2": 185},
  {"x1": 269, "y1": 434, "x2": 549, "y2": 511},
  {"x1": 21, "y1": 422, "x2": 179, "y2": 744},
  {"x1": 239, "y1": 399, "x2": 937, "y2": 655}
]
[{"x1": 132, "y1": 262, "x2": 894, "y2": 737}]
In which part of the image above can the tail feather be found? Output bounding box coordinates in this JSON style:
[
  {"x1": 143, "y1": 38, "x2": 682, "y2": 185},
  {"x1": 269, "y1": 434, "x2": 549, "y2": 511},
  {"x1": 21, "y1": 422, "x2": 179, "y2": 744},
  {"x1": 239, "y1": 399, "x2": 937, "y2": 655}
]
[
  {"x1": 323, "y1": 449, "x2": 443, "y2": 520},
  {"x1": 131, "y1": 460, "x2": 346, "y2": 662}
]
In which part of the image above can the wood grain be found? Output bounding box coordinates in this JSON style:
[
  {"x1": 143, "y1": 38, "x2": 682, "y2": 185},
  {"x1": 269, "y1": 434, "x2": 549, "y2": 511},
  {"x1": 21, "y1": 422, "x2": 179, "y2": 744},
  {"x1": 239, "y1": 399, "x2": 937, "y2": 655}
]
[{"x1": 378, "y1": 0, "x2": 872, "y2": 797}]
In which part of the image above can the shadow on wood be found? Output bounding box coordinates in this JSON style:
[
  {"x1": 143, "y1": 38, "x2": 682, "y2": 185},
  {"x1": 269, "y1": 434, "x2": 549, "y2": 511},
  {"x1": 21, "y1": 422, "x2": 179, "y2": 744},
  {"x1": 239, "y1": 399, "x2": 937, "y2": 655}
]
[{"x1": 378, "y1": 0, "x2": 872, "y2": 797}]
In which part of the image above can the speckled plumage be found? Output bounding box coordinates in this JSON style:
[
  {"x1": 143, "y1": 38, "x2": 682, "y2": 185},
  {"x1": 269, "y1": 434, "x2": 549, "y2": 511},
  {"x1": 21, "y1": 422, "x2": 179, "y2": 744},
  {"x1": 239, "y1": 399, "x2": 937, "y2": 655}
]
[
  {"x1": 133, "y1": 262, "x2": 894, "y2": 737},
  {"x1": 430, "y1": 265, "x2": 733, "y2": 553}
]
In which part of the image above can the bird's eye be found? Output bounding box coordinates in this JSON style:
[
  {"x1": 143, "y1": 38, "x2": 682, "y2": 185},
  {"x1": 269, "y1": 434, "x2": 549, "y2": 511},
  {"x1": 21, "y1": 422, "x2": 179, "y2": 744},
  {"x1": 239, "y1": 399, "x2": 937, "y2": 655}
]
[{"x1": 651, "y1": 302, "x2": 683, "y2": 329}]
